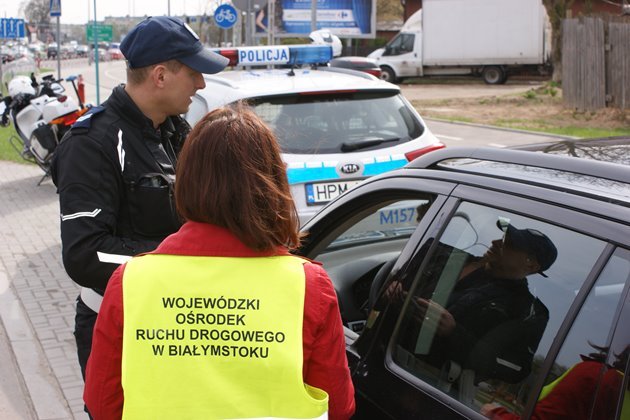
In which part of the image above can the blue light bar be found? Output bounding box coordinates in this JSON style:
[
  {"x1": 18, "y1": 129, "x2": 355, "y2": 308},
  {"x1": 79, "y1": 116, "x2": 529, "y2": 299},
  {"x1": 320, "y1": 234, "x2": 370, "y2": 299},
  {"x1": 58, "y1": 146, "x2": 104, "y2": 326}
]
[
  {"x1": 214, "y1": 44, "x2": 333, "y2": 67},
  {"x1": 288, "y1": 45, "x2": 333, "y2": 66}
]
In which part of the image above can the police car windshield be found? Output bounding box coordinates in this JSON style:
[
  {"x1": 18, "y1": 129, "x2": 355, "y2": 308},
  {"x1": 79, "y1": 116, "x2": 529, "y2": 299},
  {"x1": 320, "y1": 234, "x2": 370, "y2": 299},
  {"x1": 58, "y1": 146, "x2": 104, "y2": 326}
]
[{"x1": 250, "y1": 91, "x2": 424, "y2": 154}]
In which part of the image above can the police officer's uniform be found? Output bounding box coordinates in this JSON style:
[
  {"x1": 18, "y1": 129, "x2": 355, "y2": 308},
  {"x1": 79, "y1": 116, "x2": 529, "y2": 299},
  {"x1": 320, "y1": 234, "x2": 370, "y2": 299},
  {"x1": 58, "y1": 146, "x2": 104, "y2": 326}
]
[
  {"x1": 50, "y1": 15, "x2": 229, "y2": 379},
  {"x1": 51, "y1": 85, "x2": 188, "y2": 377}
]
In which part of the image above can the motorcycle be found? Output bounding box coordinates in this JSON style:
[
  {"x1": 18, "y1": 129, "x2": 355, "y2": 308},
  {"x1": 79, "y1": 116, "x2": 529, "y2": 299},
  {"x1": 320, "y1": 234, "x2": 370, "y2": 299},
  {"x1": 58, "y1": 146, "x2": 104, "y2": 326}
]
[{"x1": 1, "y1": 73, "x2": 90, "y2": 184}]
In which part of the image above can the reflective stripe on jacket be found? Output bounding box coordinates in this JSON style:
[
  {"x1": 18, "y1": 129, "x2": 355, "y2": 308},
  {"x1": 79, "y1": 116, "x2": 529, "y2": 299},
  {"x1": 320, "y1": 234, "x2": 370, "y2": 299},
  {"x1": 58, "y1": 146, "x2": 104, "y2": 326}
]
[{"x1": 121, "y1": 253, "x2": 328, "y2": 419}]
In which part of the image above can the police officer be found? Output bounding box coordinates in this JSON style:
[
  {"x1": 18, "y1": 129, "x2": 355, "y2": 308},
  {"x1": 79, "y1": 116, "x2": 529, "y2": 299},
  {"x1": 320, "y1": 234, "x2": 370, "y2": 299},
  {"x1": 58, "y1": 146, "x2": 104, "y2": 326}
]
[{"x1": 51, "y1": 16, "x2": 228, "y2": 379}]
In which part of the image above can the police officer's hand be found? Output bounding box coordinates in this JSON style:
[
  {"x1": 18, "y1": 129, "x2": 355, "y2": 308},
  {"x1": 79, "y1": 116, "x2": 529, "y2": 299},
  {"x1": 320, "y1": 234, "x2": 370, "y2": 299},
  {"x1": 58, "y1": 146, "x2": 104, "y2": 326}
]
[
  {"x1": 414, "y1": 298, "x2": 456, "y2": 337},
  {"x1": 0, "y1": 114, "x2": 9, "y2": 127}
]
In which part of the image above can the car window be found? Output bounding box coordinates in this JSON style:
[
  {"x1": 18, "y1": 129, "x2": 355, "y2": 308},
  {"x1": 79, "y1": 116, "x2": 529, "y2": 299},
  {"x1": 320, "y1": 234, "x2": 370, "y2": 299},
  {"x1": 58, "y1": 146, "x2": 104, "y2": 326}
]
[
  {"x1": 251, "y1": 91, "x2": 424, "y2": 154},
  {"x1": 478, "y1": 248, "x2": 630, "y2": 418},
  {"x1": 384, "y1": 34, "x2": 415, "y2": 56},
  {"x1": 314, "y1": 195, "x2": 437, "y2": 332},
  {"x1": 389, "y1": 201, "x2": 608, "y2": 415}
]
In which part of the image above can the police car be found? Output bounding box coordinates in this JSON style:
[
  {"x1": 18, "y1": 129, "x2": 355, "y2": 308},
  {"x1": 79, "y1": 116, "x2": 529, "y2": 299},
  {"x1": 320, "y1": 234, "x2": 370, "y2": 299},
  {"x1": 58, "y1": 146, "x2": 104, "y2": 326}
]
[{"x1": 185, "y1": 44, "x2": 444, "y2": 225}]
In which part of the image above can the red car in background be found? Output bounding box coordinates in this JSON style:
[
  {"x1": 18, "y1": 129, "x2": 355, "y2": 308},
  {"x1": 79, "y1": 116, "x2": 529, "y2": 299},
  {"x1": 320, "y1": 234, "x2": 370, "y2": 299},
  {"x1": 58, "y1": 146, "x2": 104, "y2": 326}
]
[
  {"x1": 105, "y1": 42, "x2": 124, "y2": 61},
  {"x1": 329, "y1": 56, "x2": 382, "y2": 78}
]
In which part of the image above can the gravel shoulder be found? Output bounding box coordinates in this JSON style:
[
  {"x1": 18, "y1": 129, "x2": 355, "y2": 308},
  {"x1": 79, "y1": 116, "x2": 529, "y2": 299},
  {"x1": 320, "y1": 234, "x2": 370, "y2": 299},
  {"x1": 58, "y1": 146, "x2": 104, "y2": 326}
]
[{"x1": 401, "y1": 80, "x2": 630, "y2": 137}]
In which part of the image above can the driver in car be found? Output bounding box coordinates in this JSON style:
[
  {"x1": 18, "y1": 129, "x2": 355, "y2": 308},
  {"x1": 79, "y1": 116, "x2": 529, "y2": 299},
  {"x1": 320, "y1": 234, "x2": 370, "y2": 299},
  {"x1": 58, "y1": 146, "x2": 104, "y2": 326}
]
[{"x1": 395, "y1": 220, "x2": 557, "y2": 386}]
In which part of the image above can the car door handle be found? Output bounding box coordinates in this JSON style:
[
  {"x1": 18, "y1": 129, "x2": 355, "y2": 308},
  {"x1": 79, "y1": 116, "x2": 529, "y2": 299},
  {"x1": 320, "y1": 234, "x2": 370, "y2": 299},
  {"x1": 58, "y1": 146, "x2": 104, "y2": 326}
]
[{"x1": 356, "y1": 361, "x2": 369, "y2": 378}]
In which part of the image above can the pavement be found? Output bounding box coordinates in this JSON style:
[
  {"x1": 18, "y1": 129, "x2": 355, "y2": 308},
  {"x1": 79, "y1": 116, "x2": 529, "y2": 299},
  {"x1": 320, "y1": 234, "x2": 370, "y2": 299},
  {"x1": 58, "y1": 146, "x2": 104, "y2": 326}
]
[{"x1": 0, "y1": 160, "x2": 85, "y2": 419}]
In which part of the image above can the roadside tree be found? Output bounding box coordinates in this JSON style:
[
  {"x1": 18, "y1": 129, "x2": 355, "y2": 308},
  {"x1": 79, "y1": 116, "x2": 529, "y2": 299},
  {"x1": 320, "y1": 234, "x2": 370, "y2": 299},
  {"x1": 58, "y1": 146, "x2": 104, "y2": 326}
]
[
  {"x1": 19, "y1": 0, "x2": 52, "y2": 43},
  {"x1": 542, "y1": 0, "x2": 575, "y2": 82}
]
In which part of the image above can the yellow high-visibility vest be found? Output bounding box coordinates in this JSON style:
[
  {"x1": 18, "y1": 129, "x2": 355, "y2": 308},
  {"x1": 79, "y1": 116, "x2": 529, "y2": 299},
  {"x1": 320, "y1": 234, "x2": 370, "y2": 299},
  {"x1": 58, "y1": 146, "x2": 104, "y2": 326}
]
[{"x1": 121, "y1": 254, "x2": 328, "y2": 419}]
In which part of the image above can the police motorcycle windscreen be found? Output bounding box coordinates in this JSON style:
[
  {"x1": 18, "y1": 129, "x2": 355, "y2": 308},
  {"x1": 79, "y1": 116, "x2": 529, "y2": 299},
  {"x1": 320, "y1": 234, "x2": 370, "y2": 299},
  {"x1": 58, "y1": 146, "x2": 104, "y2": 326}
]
[
  {"x1": 29, "y1": 122, "x2": 58, "y2": 164},
  {"x1": 50, "y1": 82, "x2": 65, "y2": 96}
]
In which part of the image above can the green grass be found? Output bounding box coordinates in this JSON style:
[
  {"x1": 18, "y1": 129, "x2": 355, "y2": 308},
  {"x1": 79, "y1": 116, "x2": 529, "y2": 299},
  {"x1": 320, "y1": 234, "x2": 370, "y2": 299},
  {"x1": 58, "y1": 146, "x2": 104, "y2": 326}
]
[
  {"x1": 433, "y1": 116, "x2": 475, "y2": 124},
  {"x1": 424, "y1": 111, "x2": 630, "y2": 139},
  {"x1": 0, "y1": 125, "x2": 34, "y2": 164},
  {"x1": 493, "y1": 120, "x2": 630, "y2": 138}
]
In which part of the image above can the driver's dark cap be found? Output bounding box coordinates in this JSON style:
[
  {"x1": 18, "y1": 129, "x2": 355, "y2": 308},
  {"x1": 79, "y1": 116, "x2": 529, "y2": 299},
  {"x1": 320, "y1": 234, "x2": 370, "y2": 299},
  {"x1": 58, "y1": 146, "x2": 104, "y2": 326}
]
[
  {"x1": 497, "y1": 219, "x2": 558, "y2": 277},
  {"x1": 120, "y1": 16, "x2": 228, "y2": 74}
]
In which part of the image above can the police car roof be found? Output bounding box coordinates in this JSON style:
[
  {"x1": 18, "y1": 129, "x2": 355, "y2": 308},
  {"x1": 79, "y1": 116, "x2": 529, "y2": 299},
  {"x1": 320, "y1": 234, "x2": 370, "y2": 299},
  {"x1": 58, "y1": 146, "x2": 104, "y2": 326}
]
[{"x1": 198, "y1": 67, "x2": 399, "y2": 105}]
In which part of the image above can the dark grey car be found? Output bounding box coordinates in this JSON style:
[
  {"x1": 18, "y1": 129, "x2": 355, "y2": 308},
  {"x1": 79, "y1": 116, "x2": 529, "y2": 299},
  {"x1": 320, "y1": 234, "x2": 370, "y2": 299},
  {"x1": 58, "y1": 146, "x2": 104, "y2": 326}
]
[{"x1": 297, "y1": 143, "x2": 630, "y2": 419}]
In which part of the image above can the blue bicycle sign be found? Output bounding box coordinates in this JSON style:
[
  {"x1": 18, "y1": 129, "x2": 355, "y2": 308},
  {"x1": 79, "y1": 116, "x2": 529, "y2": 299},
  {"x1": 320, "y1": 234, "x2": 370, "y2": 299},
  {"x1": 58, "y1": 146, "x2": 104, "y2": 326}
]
[{"x1": 214, "y1": 4, "x2": 238, "y2": 29}]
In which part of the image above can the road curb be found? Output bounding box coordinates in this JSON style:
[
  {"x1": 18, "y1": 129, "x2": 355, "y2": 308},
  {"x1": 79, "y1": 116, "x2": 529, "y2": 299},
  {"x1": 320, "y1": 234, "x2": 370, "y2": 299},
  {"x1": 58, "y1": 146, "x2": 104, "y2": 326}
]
[
  {"x1": 0, "y1": 263, "x2": 72, "y2": 420},
  {"x1": 423, "y1": 117, "x2": 578, "y2": 140}
]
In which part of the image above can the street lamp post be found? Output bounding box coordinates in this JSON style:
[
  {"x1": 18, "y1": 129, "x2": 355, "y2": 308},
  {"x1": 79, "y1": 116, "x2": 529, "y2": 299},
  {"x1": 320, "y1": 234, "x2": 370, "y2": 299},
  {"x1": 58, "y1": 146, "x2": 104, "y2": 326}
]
[{"x1": 92, "y1": 0, "x2": 100, "y2": 105}]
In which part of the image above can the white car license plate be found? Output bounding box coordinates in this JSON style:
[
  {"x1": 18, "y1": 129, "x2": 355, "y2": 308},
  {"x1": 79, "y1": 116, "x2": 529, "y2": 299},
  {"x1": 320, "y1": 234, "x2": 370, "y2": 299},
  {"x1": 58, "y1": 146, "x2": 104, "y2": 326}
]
[{"x1": 306, "y1": 180, "x2": 363, "y2": 204}]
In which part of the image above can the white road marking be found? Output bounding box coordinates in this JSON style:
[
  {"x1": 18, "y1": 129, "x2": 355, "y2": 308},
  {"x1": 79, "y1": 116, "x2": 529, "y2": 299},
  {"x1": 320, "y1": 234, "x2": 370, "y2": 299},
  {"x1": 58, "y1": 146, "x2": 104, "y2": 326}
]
[
  {"x1": 488, "y1": 143, "x2": 507, "y2": 148},
  {"x1": 436, "y1": 134, "x2": 463, "y2": 141}
]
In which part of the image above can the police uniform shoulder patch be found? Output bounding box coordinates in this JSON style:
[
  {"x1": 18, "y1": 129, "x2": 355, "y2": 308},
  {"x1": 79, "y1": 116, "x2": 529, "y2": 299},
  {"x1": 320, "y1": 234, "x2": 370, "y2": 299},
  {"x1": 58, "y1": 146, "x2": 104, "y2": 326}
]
[{"x1": 72, "y1": 106, "x2": 106, "y2": 130}]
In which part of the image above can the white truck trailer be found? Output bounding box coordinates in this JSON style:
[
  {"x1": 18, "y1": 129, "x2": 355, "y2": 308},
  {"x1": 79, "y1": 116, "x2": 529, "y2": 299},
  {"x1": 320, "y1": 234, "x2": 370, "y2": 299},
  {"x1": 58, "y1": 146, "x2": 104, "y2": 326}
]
[{"x1": 368, "y1": 0, "x2": 552, "y2": 84}]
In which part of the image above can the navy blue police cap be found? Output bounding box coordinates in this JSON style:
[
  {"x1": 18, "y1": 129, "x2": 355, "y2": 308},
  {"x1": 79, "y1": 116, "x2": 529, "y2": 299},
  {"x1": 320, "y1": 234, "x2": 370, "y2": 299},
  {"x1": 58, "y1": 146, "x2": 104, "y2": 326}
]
[
  {"x1": 120, "y1": 16, "x2": 229, "y2": 74},
  {"x1": 497, "y1": 219, "x2": 558, "y2": 277}
]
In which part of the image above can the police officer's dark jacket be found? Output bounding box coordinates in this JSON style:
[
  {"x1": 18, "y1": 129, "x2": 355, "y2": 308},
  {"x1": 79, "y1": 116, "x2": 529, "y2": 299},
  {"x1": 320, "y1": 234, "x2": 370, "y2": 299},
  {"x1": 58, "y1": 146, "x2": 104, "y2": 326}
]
[{"x1": 51, "y1": 85, "x2": 189, "y2": 294}]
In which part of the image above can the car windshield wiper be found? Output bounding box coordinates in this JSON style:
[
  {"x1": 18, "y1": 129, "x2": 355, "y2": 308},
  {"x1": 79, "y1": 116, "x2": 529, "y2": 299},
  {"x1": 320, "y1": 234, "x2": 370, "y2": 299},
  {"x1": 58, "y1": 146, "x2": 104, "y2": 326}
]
[{"x1": 340, "y1": 137, "x2": 403, "y2": 152}]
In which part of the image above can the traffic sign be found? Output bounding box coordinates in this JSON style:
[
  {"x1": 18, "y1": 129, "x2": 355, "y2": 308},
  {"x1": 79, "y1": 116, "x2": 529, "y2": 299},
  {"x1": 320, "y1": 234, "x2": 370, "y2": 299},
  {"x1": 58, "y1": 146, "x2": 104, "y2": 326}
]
[
  {"x1": 0, "y1": 18, "x2": 26, "y2": 39},
  {"x1": 232, "y1": 0, "x2": 266, "y2": 10},
  {"x1": 50, "y1": 0, "x2": 61, "y2": 17},
  {"x1": 87, "y1": 24, "x2": 113, "y2": 42},
  {"x1": 214, "y1": 4, "x2": 238, "y2": 29}
]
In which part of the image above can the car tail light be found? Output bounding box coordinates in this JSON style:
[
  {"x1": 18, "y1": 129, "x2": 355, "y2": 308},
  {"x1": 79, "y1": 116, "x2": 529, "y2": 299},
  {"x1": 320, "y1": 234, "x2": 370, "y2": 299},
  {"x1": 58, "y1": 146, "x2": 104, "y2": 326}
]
[
  {"x1": 364, "y1": 69, "x2": 382, "y2": 77},
  {"x1": 405, "y1": 142, "x2": 446, "y2": 162}
]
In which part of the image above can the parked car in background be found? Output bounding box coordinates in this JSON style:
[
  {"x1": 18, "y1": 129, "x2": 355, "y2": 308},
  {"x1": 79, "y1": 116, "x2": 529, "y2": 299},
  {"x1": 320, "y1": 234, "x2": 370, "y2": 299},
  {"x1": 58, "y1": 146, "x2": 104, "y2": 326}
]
[
  {"x1": 47, "y1": 43, "x2": 58, "y2": 59},
  {"x1": 105, "y1": 45, "x2": 124, "y2": 60},
  {"x1": 75, "y1": 45, "x2": 89, "y2": 58},
  {"x1": 329, "y1": 56, "x2": 382, "y2": 78},
  {"x1": 186, "y1": 44, "x2": 444, "y2": 225},
  {"x1": 297, "y1": 144, "x2": 630, "y2": 418},
  {"x1": 27, "y1": 43, "x2": 45, "y2": 58},
  {"x1": 60, "y1": 44, "x2": 74, "y2": 58},
  {"x1": 1, "y1": 45, "x2": 14, "y2": 63}
]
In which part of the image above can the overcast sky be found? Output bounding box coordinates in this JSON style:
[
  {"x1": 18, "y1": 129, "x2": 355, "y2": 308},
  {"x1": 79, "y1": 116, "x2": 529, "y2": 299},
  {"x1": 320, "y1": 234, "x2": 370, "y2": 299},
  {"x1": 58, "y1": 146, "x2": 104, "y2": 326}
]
[{"x1": 1, "y1": 0, "x2": 213, "y2": 24}]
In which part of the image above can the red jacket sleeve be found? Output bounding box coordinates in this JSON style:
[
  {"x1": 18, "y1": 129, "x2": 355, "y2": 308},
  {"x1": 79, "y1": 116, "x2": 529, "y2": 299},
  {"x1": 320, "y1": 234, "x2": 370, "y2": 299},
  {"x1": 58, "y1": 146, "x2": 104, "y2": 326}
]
[
  {"x1": 84, "y1": 265, "x2": 125, "y2": 419},
  {"x1": 303, "y1": 262, "x2": 356, "y2": 420},
  {"x1": 486, "y1": 361, "x2": 621, "y2": 420},
  {"x1": 84, "y1": 261, "x2": 356, "y2": 420}
]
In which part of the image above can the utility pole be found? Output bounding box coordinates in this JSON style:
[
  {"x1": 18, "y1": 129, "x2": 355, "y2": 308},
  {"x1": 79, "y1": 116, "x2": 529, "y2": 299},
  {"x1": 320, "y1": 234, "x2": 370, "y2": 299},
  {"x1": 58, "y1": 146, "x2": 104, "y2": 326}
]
[
  {"x1": 311, "y1": 0, "x2": 317, "y2": 32},
  {"x1": 93, "y1": 0, "x2": 100, "y2": 105}
]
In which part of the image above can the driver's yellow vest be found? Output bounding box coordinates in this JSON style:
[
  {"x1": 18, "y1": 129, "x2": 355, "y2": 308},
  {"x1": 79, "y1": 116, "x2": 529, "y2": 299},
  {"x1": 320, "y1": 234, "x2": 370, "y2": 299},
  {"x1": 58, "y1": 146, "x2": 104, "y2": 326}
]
[{"x1": 121, "y1": 254, "x2": 328, "y2": 420}]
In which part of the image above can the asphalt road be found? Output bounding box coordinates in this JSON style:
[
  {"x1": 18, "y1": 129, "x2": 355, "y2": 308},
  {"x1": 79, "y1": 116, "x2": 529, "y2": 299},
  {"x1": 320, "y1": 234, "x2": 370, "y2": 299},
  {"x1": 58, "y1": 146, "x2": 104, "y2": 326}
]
[
  {"x1": 49, "y1": 59, "x2": 566, "y2": 148},
  {"x1": 424, "y1": 119, "x2": 566, "y2": 148}
]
